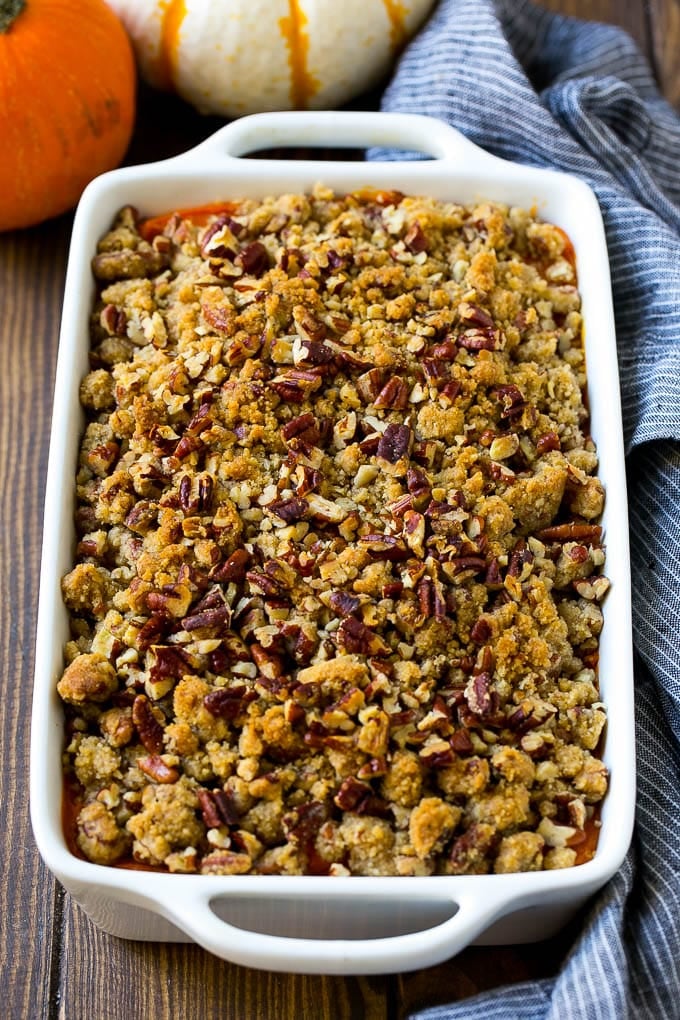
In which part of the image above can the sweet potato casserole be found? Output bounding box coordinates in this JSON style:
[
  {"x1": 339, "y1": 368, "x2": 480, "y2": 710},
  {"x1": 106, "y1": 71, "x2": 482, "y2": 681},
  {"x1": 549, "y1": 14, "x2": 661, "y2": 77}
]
[{"x1": 58, "y1": 186, "x2": 609, "y2": 877}]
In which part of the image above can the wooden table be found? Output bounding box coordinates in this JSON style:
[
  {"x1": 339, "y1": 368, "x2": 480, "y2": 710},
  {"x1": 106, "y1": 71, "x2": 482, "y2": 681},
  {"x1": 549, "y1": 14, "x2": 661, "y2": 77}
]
[{"x1": 1, "y1": 2, "x2": 674, "y2": 1016}]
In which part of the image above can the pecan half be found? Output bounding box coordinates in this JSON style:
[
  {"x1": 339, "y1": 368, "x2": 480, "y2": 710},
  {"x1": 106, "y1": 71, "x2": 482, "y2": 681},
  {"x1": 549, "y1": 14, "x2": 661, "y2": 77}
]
[{"x1": 132, "y1": 694, "x2": 164, "y2": 754}]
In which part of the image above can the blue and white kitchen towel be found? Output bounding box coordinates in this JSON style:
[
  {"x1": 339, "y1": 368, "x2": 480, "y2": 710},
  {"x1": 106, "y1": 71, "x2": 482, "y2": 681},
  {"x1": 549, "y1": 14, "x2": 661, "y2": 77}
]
[{"x1": 374, "y1": 1, "x2": 680, "y2": 1017}]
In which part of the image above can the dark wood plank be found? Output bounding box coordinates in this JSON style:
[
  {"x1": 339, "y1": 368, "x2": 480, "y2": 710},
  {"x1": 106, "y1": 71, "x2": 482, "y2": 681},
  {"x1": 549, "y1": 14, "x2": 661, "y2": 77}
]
[
  {"x1": 647, "y1": 0, "x2": 680, "y2": 107},
  {"x1": 58, "y1": 896, "x2": 388, "y2": 1020},
  {"x1": 0, "y1": 214, "x2": 72, "y2": 1016},
  {"x1": 396, "y1": 925, "x2": 583, "y2": 1018},
  {"x1": 538, "y1": 0, "x2": 650, "y2": 53}
]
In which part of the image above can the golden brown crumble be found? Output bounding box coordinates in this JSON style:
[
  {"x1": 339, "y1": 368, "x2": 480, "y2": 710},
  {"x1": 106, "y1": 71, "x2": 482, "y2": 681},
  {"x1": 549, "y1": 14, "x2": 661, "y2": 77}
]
[{"x1": 58, "y1": 186, "x2": 609, "y2": 876}]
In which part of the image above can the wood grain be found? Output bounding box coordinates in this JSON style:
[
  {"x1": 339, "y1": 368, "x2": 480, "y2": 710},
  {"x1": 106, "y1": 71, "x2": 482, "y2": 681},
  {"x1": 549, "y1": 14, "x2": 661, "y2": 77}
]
[
  {"x1": 0, "y1": 2, "x2": 675, "y2": 1018},
  {"x1": 538, "y1": 0, "x2": 650, "y2": 48},
  {"x1": 57, "y1": 902, "x2": 388, "y2": 1020},
  {"x1": 0, "y1": 216, "x2": 71, "y2": 1016},
  {"x1": 648, "y1": 0, "x2": 680, "y2": 107}
]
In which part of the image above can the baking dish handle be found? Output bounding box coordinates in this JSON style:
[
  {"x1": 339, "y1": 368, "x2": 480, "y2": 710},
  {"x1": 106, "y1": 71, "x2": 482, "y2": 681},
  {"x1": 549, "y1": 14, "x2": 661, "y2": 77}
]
[
  {"x1": 161, "y1": 884, "x2": 513, "y2": 975},
  {"x1": 173, "y1": 111, "x2": 487, "y2": 165}
]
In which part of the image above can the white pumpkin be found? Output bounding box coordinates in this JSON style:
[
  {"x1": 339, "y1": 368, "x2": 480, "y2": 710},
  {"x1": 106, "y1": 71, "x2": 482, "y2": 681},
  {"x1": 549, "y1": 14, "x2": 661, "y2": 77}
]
[{"x1": 106, "y1": 0, "x2": 435, "y2": 116}]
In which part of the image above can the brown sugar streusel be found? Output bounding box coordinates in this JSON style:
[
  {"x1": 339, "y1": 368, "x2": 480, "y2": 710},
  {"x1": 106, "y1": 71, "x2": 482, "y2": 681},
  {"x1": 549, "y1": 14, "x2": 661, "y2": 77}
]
[{"x1": 58, "y1": 186, "x2": 609, "y2": 877}]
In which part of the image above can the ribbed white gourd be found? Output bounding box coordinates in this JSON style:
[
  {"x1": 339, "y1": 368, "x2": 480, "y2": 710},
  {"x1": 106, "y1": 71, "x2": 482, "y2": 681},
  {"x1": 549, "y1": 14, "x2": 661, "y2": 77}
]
[{"x1": 106, "y1": 0, "x2": 434, "y2": 116}]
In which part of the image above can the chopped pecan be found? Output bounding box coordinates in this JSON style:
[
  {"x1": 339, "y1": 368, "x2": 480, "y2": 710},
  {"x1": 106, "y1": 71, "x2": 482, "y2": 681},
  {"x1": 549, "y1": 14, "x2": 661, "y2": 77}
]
[
  {"x1": 507, "y1": 539, "x2": 534, "y2": 578},
  {"x1": 282, "y1": 800, "x2": 327, "y2": 846},
  {"x1": 416, "y1": 576, "x2": 447, "y2": 621},
  {"x1": 359, "y1": 534, "x2": 409, "y2": 561},
  {"x1": 536, "y1": 431, "x2": 561, "y2": 454},
  {"x1": 328, "y1": 590, "x2": 361, "y2": 617},
  {"x1": 356, "y1": 368, "x2": 386, "y2": 402},
  {"x1": 373, "y1": 376, "x2": 409, "y2": 410},
  {"x1": 536, "y1": 523, "x2": 602, "y2": 543},
  {"x1": 201, "y1": 301, "x2": 235, "y2": 335},
  {"x1": 460, "y1": 303, "x2": 494, "y2": 328},
  {"x1": 464, "y1": 672, "x2": 493, "y2": 716},
  {"x1": 450, "y1": 728, "x2": 474, "y2": 753},
  {"x1": 457, "y1": 327, "x2": 501, "y2": 351},
  {"x1": 235, "y1": 241, "x2": 269, "y2": 277},
  {"x1": 293, "y1": 305, "x2": 327, "y2": 343},
  {"x1": 124, "y1": 500, "x2": 158, "y2": 534},
  {"x1": 429, "y1": 338, "x2": 458, "y2": 361},
  {"x1": 271, "y1": 368, "x2": 324, "y2": 403},
  {"x1": 377, "y1": 424, "x2": 412, "y2": 464},
  {"x1": 213, "y1": 789, "x2": 242, "y2": 826},
  {"x1": 294, "y1": 338, "x2": 336, "y2": 368},
  {"x1": 268, "y1": 496, "x2": 309, "y2": 523},
  {"x1": 251, "y1": 642, "x2": 285, "y2": 679},
  {"x1": 404, "y1": 222, "x2": 428, "y2": 253},
  {"x1": 211, "y1": 548, "x2": 250, "y2": 582},
  {"x1": 182, "y1": 603, "x2": 231, "y2": 632},
  {"x1": 470, "y1": 618, "x2": 492, "y2": 644},
  {"x1": 100, "y1": 303, "x2": 128, "y2": 336},
  {"x1": 224, "y1": 334, "x2": 262, "y2": 366},
  {"x1": 197, "y1": 789, "x2": 223, "y2": 829},
  {"x1": 148, "y1": 645, "x2": 190, "y2": 685},
  {"x1": 420, "y1": 741, "x2": 456, "y2": 767},
  {"x1": 137, "y1": 755, "x2": 179, "y2": 784},
  {"x1": 337, "y1": 617, "x2": 390, "y2": 656},
  {"x1": 281, "y1": 412, "x2": 319, "y2": 443},
  {"x1": 334, "y1": 776, "x2": 373, "y2": 811},
  {"x1": 448, "y1": 824, "x2": 498, "y2": 874},
  {"x1": 204, "y1": 685, "x2": 257, "y2": 719}
]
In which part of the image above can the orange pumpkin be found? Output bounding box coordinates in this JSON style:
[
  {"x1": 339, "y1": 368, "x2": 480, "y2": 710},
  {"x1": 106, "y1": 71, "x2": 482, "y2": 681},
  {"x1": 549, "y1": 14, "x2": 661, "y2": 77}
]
[{"x1": 0, "y1": 0, "x2": 136, "y2": 231}]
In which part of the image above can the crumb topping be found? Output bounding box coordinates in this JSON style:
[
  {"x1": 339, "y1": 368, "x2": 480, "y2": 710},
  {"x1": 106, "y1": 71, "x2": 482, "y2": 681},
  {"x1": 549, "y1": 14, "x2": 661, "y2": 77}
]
[{"x1": 58, "y1": 187, "x2": 608, "y2": 875}]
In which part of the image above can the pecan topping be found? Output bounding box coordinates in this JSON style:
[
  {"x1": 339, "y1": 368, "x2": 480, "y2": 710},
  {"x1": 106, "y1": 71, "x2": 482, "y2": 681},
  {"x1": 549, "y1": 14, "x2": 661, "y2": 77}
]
[
  {"x1": 138, "y1": 756, "x2": 179, "y2": 784},
  {"x1": 373, "y1": 376, "x2": 409, "y2": 410},
  {"x1": 100, "y1": 303, "x2": 127, "y2": 336},
  {"x1": 62, "y1": 192, "x2": 608, "y2": 878},
  {"x1": 337, "y1": 617, "x2": 390, "y2": 656},
  {"x1": 281, "y1": 412, "x2": 318, "y2": 443},
  {"x1": 211, "y1": 548, "x2": 250, "y2": 582},
  {"x1": 457, "y1": 327, "x2": 501, "y2": 351},
  {"x1": 536, "y1": 431, "x2": 561, "y2": 454},
  {"x1": 132, "y1": 695, "x2": 164, "y2": 754},
  {"x1": 235, "y1": 241, "x2": 269, "y2": 277},
  {"x1": 356, "y1": 368, "x2": 386, "y2": 402},
  {"x1": 204, "y1": 685, "x2": 257, "y2": 719},
  {"x1": 328, "y1": 590, "x2": 361, "y2": 617},
  {"x1": 537, "y1": 523, "x2": 602, "y2": 543},
  {"x1": 148, "y1": 645, "x2": 190, "y2": 684},
  {"x1": 182, "y1": 603, "x2": 231, "y2": 632},
  {"x1": 359, "y1": 534, "x2": 410, "y2": 561},
  {"x1": 465, "y1": 672, "x2": 493, "y2": 716},
  {"x1": 404, "y1": 222, "x2": 428, "y2": 253},
  {"x1": 197, "y1": 789, "x2": 223, "y2": 829},
  {"x1": 377, "y1": 424, "x2": 412, "y2": 464},
  {"x1": 470, "y1": 618, "x2": 492, "y2": 644},
  {"x1": 460, "y1": 303, "x2": 494, "y2": 328},
  {"x1": 448, "y1": 824, "x2": 498, "y2": 873},
  {"x1": 334, "y1": 776, "x2": 372, "y2": 811}
]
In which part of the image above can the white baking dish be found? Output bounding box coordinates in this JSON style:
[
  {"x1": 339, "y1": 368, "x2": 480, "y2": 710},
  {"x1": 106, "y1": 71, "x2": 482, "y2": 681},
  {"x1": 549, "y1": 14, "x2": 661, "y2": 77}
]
[{"x1": 30, "y1": 111, "x2": 634, "y2": 975}]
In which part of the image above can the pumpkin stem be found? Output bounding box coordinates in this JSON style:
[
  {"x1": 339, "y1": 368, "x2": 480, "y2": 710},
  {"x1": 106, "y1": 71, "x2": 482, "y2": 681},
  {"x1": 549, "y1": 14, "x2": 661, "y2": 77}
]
[{"x1": 0, "y1": 0, "x2": 26, "y2": 33}]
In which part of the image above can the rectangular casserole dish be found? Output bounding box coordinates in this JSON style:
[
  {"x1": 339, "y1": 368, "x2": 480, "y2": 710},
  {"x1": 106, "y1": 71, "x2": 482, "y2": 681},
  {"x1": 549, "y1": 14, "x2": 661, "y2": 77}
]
[{"x1": 30, "y1": 111, "x2": 634, "y2": 975}]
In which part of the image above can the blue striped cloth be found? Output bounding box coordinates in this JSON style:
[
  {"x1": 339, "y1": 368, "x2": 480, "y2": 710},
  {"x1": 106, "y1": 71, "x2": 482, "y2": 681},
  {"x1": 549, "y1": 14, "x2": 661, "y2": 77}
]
[{"x1": 372, "y1": 1, "x2": 680, "y2": 1017}]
